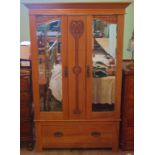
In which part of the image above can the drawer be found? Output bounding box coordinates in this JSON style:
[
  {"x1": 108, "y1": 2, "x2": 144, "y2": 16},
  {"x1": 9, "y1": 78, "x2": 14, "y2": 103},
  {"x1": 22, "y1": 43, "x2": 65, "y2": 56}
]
[
  {"x1": 20, "y1": 92, "x2": 31, "y2": 103},
  {"x1": 41, "y1": 124, "x2": 113, "y2": 148},
  {"x1": 20, "y1": 78, "x2": 30, "y2": 91}
]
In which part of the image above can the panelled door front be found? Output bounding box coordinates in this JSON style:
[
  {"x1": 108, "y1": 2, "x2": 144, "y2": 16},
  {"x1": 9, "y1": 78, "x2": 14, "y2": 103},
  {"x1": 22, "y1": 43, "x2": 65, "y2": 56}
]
[
  {"x1": 67, "y1": 15, "x2": 118, "y2": 120},
  {"x1": 67, "y1": 16, "x2": 87, "y2": 119},
  {"x1": 35, "y1": 15, "x2": 117, "y2": 120},
  {"x1": 87, "y1": 15, "x2": 118, "y2": 119}
]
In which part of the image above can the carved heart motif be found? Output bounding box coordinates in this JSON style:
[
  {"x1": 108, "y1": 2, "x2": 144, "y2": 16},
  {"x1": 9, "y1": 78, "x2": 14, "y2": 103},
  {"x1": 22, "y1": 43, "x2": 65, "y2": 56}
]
[{"x1": 70, "y1": 20, "x2": 84, "y2": 39}]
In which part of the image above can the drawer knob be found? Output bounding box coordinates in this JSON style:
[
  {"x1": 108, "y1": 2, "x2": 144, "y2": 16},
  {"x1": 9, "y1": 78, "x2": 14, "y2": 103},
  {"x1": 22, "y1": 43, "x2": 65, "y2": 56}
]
[
  {"x1": 91, "y1": 131, "x2": 101, "y2": 137},
  {"x1": 53, "y1": 132, "x2": 63, "y2": 137}
]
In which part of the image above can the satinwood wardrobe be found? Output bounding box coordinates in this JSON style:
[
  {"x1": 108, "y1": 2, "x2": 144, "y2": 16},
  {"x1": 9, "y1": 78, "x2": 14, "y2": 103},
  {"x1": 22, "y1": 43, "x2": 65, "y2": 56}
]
[{"x1": 24, "y1": 2, "x2": 130, "y2": 151}]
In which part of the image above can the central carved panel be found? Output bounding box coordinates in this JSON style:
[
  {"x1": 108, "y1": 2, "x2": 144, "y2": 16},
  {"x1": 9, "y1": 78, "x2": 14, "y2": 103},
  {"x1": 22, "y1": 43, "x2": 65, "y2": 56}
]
[
  {"x1": 70, "y1": 20, "x2": 84, "y2": 39},
  {"x1": 73, "y1": 66, "x2": 81, "y2": 75},
  {"x1": 70, "y1": 20, "x2": 84, "y2": 114}
]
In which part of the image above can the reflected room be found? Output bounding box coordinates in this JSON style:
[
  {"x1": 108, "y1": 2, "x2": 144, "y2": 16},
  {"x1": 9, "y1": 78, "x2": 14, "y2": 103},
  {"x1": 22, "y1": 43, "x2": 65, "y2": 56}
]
[{"x1": 92, "y1": 18, "x2": 117, "y2": 112}]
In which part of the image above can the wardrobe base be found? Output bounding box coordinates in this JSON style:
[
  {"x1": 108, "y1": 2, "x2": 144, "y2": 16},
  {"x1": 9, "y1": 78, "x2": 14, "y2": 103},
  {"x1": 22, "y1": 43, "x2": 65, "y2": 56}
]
[{"x1": 34, "y1": 121, "x2": 120, "y2": 152}]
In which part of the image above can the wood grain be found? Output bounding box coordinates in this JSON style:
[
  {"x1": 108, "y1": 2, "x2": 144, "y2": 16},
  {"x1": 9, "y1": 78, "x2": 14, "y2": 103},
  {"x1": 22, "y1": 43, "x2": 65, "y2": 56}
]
[
  {"x1": 120, "y1": 61, "x2": 134, "y2": 150},
  {"x1": 41, "y1": 122, "x2": 113, "y2": 148},
  {"x1": 115, "y1": 15, "x2": 125, "y2": 119},
  {"x1": 29, "y1": 9, "x2": 125, "y2": 16},
  {"x1": 86, "y1": 16, "x2": 93, "y2": 119},
  {"x1": 70, "y1": 20, "x2": 84, "y2": 114},
  {"x1": 61, "y1": 16, "x2": 69, "y2": 120},
  {"x1": 29, "y1": 15, "x2": 40, "y2": 120},
  {"x1": 68, "y1": 16, "x2": 86, "y2": 119},
  {"x1": 25, "y1": 2, "x2": 131, "y2": 152}
]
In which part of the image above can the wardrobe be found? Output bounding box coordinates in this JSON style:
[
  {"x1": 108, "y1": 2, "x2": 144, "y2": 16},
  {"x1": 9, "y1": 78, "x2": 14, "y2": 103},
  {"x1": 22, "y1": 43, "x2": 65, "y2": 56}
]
[{"x1": 24, "y1": 2, "x2": 130, "y2": 151}]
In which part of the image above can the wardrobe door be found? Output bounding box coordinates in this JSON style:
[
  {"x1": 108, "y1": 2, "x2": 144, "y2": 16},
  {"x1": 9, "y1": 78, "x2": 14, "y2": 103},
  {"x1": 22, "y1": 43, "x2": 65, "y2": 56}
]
[
  {"x1": 68, "y1": 16, "x2": 87, "y2": 119},
  {"x1": 34, "y1": 15, "x2": 68, "y2": 120},
  {"x1": 86, "y1": 16, "x2": 118, "y2": 119}
]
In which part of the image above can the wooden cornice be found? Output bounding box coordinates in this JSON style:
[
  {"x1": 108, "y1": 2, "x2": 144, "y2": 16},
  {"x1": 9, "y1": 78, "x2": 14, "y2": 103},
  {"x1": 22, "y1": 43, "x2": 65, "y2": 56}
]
[
  {"x1": 23, "y1": 2, "x2": 131, "y2": 15},
  {"x1": 23, "y1": 2, "x2": 130, "y2": 9},
  {"x1": 24, "y1": 2, "x2": 130, "y2": 9}
]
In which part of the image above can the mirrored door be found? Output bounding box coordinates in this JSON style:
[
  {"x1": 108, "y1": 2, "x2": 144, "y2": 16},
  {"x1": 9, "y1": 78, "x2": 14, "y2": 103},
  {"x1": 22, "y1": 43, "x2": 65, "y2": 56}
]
[
  {"x1": 36, "y1": 16, "x2": 63, "y2": 112},
  {"x1": 92, "y1": 17, "x2": 117, "y2": 112}
]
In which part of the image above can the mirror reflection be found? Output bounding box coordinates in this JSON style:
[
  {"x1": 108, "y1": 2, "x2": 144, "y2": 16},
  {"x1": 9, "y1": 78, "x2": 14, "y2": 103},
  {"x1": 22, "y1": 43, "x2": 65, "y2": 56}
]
[
  {"x1": 92, "y1": 18, "x2": 117, "y2": 112},
  {"x1": 36, "y1": 16, "x2": 62, "y2": 112}
]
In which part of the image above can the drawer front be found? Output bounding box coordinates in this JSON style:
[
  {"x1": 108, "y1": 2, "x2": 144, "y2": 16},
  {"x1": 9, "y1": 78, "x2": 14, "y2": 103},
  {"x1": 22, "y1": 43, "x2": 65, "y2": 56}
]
[
  {"x1": 20, "y1": 92, "x2": 31, "y2": 103},
  {"x1": 20, "y1": 78, "x2": 30, "y2": 91},
  {"x1": 41, "y1": 124, "x2": 113, "y2": 148}
]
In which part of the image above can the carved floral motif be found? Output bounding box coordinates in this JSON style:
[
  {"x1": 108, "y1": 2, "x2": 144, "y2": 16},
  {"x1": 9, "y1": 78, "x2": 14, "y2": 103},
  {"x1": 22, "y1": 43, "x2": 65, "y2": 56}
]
[{"x1": 70, "y1": 20, "x2": 84, "y2": 114}]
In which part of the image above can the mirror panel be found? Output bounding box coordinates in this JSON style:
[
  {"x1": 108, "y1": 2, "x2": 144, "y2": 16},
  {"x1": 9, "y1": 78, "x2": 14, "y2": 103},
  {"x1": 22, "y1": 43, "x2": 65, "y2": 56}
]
[
  {"x1": 92, "y1": 18, "x2": 117, "y2": 112},
  {"x1": 36, "y1": 16, "x2": 62, "y2": 112}
]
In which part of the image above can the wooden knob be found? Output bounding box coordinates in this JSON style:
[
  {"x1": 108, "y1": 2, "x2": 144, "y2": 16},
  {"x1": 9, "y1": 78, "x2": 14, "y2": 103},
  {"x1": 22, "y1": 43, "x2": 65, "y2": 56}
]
[
  {"x1": 53, "y1": 132, "x2": 63, "y2": 137},
  {"x1": 91, "y1": 131, "x2": 101, "y2": 137}
]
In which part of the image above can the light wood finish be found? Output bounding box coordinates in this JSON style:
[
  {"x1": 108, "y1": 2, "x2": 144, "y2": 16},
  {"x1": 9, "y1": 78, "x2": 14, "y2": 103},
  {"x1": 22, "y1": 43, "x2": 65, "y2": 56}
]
[
  {"x1": 24, "y1": 2, "x2": 130, "y2": 152},
  {"x1": 61, "y1": 16, "x2": 69, "y2": 120},
  {"x1": 41, "y1": 123, "x2": 113, "y2": 148},
  {"x1": 112, "y1": 122, "x2": 120, "y2": 152},
  {"x1": 29, "y1": 9, "x2": 125, "y2": 16},
  {"x1": 86, "y1": 15, "x2": 93, "y2": 119},
  {"x1": 29, "y1": 15, "x2": 40, "y2": 121},
  {"x1": 40, "y1": 112, "x2": 63, "y2": 120},
  {"x1": 68, "y1": 16, "x2": 86, "y2": 119},
  {"x1": 115, "y1": 15, "x2": 125, "y2": 119},
  {"x1": 24, "y1": 2, "x2": 130, "y2": 15}
]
